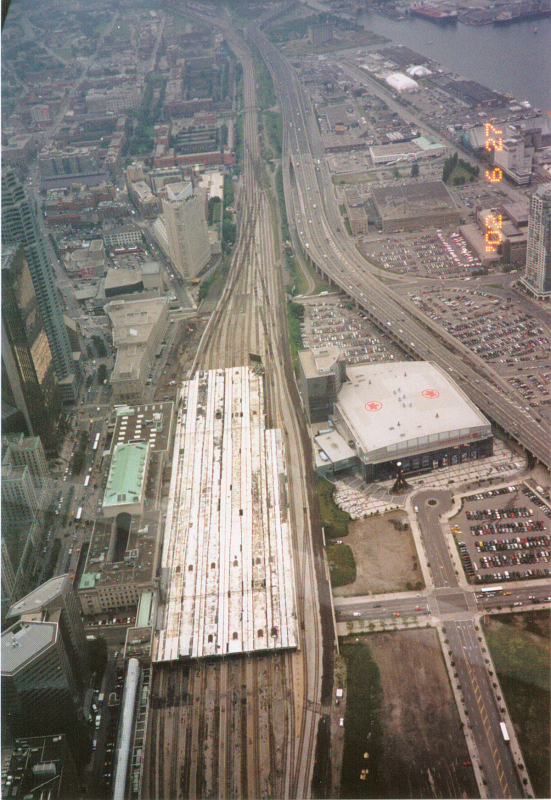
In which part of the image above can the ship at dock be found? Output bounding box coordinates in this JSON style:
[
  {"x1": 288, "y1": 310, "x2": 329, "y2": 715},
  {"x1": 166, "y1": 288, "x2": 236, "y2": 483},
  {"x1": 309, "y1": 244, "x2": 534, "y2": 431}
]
[
  {"x1": 409, "y1": 4, "x2": 458, "y2": 24},
  {"x1": 459, "y1": 0, "x2": 551, "y2": 25}
]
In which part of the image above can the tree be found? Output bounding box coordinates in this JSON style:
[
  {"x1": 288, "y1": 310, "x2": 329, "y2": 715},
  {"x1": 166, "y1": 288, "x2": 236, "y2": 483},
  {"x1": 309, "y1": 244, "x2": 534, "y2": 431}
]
[{"x1": 411, "y1": 162, "x2": 419, "y2": 178}]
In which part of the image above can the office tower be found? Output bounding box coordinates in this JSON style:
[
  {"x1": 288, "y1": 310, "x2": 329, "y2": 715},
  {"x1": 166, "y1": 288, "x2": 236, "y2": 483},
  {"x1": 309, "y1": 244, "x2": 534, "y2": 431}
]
[
  {"x1": 1, "y1": 170, "x2": 78, "y2": 402},
  {"x1": 2, "y1": 245, "x2": 62, "y2": 452},
  {"x1": 2, "y1": 433, "x2": 49, "y2": 490},
  {"x1": 1, "y1": 463, "x2": 39, "y2": 529},
  {"x1": 7, "y1": 574, "x2": 90, "y2": 692},
  {"x1": 161, "y1": 182, "x2": 211, "y2": 279},
  {"x1": 2, "y1": 539, "x2": 17, "y2": 622},
  {"x1": 2, "y1": 620, "x2": 83, "y2": 740},
  {"x1": 2, "y1": 577, "x2": 90, "y2": 745},
  {"x1": 1, "y1": 464, "x2": 43, "y2": 614},
  {"x1": 522, "y1": 183, "x2": 551, "y2": 299}
]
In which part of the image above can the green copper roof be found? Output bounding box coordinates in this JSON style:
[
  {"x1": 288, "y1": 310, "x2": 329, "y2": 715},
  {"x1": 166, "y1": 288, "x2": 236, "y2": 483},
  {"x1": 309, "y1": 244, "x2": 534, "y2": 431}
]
[{"x1": 103, "y1": 441, "x2": 149, "y2": 509}]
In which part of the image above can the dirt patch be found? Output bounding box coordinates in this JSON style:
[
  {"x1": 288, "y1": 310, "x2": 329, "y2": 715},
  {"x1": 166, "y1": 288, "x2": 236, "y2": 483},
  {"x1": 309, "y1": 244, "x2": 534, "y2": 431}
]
[
  {"x1": 368, "y1": 629, "x2": 478, "y2": 799},
  {"x1": 332, "y1": 512, "x2": 423, "y2": 596}
]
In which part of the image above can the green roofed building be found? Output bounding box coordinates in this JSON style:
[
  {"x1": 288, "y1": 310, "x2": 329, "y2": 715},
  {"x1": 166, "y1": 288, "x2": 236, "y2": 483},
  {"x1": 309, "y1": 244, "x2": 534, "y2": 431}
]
[{"x1": 102, "y1": 441, "x2": 150, "y2": 518}]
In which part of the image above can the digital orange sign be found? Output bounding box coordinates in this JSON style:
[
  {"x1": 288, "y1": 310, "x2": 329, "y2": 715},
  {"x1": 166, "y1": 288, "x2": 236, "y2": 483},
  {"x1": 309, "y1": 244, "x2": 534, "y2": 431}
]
[{"x1": 483, "y1": 122, "x2": 503, "y2": 252}]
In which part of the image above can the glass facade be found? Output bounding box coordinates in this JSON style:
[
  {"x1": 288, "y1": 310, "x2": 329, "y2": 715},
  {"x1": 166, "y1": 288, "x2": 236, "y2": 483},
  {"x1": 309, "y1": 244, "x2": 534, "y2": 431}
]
[
  {"x1": 2, "y1": 245, "x2": 62, "y2": 453},
  {"x1": 1, "y1": 169, "x2": 78, "y2": 399}
]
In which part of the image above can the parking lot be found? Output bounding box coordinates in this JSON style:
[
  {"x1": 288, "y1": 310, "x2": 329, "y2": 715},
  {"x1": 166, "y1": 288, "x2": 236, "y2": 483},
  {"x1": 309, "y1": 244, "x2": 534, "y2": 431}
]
[
  {"x1": 359, "y1": 229, "x2": 482, "y2": 277},
  {"x1": 452, "y1": 484, "x2": 551, "y2": 585},
  {"x1": 300, "y1": 294, "x2": 403, "y2": 364}
]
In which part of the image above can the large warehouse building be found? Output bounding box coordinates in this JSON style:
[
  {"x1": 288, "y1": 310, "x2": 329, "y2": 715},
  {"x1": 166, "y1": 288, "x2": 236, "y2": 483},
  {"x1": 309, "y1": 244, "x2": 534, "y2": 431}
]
[
  {"x1": 371, "y1": 180, "x2": 460, "y2": 233},
  {"x1": 300, "y1": 355, "x2": 493, "y2": 482},
  {"x1": 155, "y1": 367, "x2": 298, "y2": 662}
]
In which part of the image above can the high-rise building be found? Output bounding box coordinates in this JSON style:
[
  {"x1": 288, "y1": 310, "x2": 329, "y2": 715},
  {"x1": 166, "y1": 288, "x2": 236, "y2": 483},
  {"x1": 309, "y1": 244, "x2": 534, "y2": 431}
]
[
  {"x1": 2, "y1": 576, "x2": 90, "y2": 745},
  {"x1": 2, "y1": 620, "x2": 82, "y2": 740},
  {"x1": 2, "y1": 433, "x2": 49, "y2": 490},
  {"x1": 0, "y1": 464, "x2": 44, "y2": 619},
  {"x1": 2, "y1": 245, "x2": 62, "y2": 452},
  {"x1": 7, "y1": 574, "x2": 90, "y2": 692},
  {"x1": 160, "y1": 181, "x2": 211, "y2": 279},
  {"x1": 1, "y1": 170, "x2": 79, "y2": 401},
  {"x1": 1, "y1": 463, "x2": 39, "y2": 529},
  {"x1": 2, "y1": 539, "x2": 17, "y2": 622},
  {"x1": 522, "y1": 183, "x2": 551, "y2": 300}
]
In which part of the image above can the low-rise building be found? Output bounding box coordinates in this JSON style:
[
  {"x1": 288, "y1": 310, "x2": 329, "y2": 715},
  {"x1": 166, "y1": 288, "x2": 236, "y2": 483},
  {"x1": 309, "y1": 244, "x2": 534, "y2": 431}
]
[{"x1": 105, "y1": 297, "x2": 169, "y2": 403}]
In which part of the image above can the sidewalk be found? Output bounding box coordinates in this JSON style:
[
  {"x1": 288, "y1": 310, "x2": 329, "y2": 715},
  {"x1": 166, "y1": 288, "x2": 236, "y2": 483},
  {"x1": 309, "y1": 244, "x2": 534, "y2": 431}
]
[{"x1": 332, "y1": 439, "x2": 526, "y2": 520}]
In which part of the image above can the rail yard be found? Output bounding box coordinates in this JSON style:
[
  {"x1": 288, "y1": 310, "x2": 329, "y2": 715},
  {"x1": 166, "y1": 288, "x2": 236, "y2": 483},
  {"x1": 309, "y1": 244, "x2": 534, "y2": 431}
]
[{"x1": 142, "y1": 19, "x2": 333, "y2": 799}]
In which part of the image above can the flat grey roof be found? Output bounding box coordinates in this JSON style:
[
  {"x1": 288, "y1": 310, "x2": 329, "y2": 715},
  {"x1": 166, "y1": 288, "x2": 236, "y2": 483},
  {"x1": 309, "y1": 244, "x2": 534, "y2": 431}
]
[
  {"x1": 299, "y1": 346, "x2": 341, "y2": 379},
  {"x1": 1, "y1": 621, "x2": 58, "y2": 675},
  {"x1": 337, "y1": 362, "x2": 490, "y2": 462},
  {"x1": 7, "y1": 575, "x2": 69, "y2": 620},
  {"x1": 316, "y1": 431, "x2": 355, "y2": 463},
  {"x1": 372, "y1": 181, "x2": 458, "y2": 219}
]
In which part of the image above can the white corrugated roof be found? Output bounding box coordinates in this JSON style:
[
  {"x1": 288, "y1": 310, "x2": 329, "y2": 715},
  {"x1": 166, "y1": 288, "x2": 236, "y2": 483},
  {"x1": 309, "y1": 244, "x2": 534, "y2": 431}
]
[{"x1": 156, "y1": 367, "x2": 298, "y2": 661}]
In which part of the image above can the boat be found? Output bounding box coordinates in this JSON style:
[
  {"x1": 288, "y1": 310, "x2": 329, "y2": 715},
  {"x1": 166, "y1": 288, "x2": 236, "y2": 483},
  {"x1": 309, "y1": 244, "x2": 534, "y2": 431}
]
[{"x1": 533, "y1": 25, "x2": 539, "y2": 31}]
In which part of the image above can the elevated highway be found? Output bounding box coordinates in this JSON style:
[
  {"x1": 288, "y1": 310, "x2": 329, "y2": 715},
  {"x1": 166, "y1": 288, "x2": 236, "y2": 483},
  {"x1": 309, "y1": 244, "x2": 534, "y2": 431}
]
[{"x1": 250, "y1": 24, "x2": 550, "y2": 471}]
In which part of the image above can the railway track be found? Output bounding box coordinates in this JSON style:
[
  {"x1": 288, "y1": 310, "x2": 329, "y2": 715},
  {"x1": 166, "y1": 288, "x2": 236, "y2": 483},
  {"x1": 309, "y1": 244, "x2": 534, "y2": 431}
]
[{"x1": 141, "y1": 8, "x2": 332, "y2": 798}]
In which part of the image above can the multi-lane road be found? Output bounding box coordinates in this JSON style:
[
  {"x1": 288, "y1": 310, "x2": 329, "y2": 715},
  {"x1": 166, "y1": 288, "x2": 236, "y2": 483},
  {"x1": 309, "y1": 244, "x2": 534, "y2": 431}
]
[
  {"x1": 250, "y1": 24, "x2": 550, "y2": 472},
  {"x1": 247, "y1": 21, "x2": 543, "y2": 798}
]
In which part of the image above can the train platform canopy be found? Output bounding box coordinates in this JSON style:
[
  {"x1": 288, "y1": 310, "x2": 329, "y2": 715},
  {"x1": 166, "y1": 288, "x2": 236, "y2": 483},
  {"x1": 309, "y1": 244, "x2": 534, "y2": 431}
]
[
  {"x1": 155, "y1": 367, "x2": 298, "y2": 662},
  {"x1": 335, "y1": 361, "x2": 491, "y2": 466}
]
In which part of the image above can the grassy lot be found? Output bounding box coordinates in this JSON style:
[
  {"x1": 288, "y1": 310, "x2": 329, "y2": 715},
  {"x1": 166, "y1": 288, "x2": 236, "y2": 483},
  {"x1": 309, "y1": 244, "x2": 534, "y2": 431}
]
[
  {"x1": 263, "y1": 110, "x2": 282, "y2": 159},
  {"x1": 482, "y1": 610, "x2": 550, "y2": 798},
  {"x1": 340, "y1": 640, "x2": 384, "y2": 798},
  {"x1": 326, "y1": 542, "x2": 356, "y2": 587},
  {"x1": 318, "y1": 476, "x2": 349, "y2": 539}
]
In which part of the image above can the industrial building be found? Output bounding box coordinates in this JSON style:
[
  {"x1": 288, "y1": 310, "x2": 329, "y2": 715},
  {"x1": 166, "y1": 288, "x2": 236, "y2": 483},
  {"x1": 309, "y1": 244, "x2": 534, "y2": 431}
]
[
  {"x1": 371, "y1": 180, "x2": 460, "y2": 233},
  {"x1": 299, "y1": 355, "x2": 493, "y2": 482},
  {"x1": 156, "y1": 367, "x2": 298, "y2": 661}
]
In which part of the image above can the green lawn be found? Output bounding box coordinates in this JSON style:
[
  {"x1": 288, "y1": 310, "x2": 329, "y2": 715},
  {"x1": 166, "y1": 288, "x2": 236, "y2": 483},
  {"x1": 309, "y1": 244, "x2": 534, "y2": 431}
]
[
  {"x1": 326, "y1": 543, "x2": 356, "y2": 587},
  {"x1": 483, "y1": 611, "x2": 550, "y2": 798},
  {"x1": 339, "y1": 641, "x2": 384, "y2": 798},
  {"x1": 317, "y1": 476, "x2": 349, "y2": 539}
]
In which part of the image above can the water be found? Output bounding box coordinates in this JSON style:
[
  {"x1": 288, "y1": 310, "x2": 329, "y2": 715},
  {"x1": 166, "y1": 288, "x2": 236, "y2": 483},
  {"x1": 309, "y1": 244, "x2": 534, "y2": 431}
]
[{"x1": 359, "y1": 12, "x2": 551, "y2": 112}]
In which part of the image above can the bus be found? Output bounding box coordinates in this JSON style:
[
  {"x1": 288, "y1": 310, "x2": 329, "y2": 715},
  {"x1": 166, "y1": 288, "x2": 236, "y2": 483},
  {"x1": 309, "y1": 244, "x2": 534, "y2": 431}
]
[
  {"x1": 84, "y1": 475, "x2": 90, "y2": 487},
  {"x1": 480, "y1": 585, "x2": 504, "y2": 595},
  {"x1": 92, "y1": 433, "x2": 100, "y2": 451},
  {"x1": 75, "y1": 507, "x2": 82, "y2": 521},
  {"x1": 500, "y1": 722, "x2": 510, "y2": 742}
]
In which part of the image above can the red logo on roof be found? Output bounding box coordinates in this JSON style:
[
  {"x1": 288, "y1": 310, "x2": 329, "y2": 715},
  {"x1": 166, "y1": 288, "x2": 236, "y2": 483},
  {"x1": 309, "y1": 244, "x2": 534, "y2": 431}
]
[
  {"x1": 422, "y1": 389, "x2": 440, "y2": 399},
  {"x1": 365, "y1": 400, "x2": 383, "y2": 411}
]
